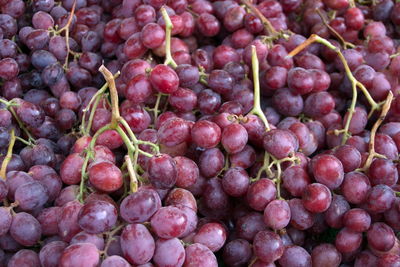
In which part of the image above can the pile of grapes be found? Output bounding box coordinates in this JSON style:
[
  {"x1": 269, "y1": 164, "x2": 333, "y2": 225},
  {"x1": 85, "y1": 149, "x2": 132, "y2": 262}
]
[{"x1": 0, "y1": 0, "x2": 400, "y2": 266}]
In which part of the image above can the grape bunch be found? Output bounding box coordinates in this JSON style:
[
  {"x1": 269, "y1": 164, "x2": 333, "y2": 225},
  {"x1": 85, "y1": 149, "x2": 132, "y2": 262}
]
[{"x1": 0, "y1": 0, "x2": 399, "y2": 266}]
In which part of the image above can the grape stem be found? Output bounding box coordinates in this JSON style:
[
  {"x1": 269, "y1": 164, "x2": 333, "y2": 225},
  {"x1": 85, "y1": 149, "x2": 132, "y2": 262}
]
[
  {"x1": 102, "y1": 223, "x2": 127, "y2": 258},
  {"x1": 0, "y1": 98, "x2": 35, "y2": 143},
  {"x1": 253, "y1": 152, "x2": 273, "y2": 181},
  {"x1": 52, "y1": 0, "x2": 81, "y2": 70},
  {"x1": 77, "y1": 66, "x2": 159, "y2": 202},
  {"x1": 99, "y1": 65, "x2": 120, "y2": 128},
  {"x1": 315, "y1": 9, "x2": 355, "y2": 49},
  {"x1": 359, "y1": 91, "x2": 393, "y2": 171},
  {"x1": 248, "y1": 45, "x2": 271, "y2": 131},
  {"x1": 153, "y1": 93, "x2": 163, "y2": 124},
  {"x1": 125, "y1": 155, "x2": 138, "y2": 193},
  {"x1": 0, "y1": 128, "x2": 15, "y2": 180},
  {"x1": 241, "y1": 0, "x2": 278, "y2": 37},
  {"x1": 161, "y1": 7, "x2": 177, "y2": 69},
  {"x1": 287, "y1": 34, "x2": 380, "y2": 144},
  {"x1": 80, "y1": 72, "x2": 120, "y2": 136},
  {"x1": 77, "y1": 124, "x2": 110, "y2": 202}
]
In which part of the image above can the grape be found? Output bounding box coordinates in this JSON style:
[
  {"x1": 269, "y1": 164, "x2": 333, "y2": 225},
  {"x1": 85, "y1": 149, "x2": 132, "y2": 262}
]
[
  {"x1": 272, "y1": 88, "x2": 304, "y2": 117},
  {"x1": 100, "y1": 255, "x2": 131, "y2": 267},
  {"x1": 147, "y1": 154, "x2": 177, "y2": 189},
  {"x1": 120, "y1": 188, "x2": 161, "y2": 223},
  {"x1": 60, "y1": 153, "x2": 85, "y2": 185},
  {"x1": 191, "y1": 120, "x2": 221, "y2": 149},
  {"x1": 70, "y1": 231, "x2": 104, "y2": 250},
  {"x1": 263, "y1": 129, "x2": 299, "y2": 159},
  {"x1": 368, "y1": 158, "x2": 398, "y2": 186},
  {"x1": 10, "y1": 212, "x2": 42, "y2": 246},
  {"x1": 184, "y1": 243, "x2": 218, "y2": 267},
  {"x1": 121, "y1": 224, "x2": 155, "y2": 265},
  {"x1": 367, "y1": 222, "x2": 395, "y2": 252},
  {"x1": 78, "y1": 200, "x2": 118, "y2": 234},
  {"x1": 263, "y1": 199, "x2": 291, "y2": 230},
  {"x1": 88, "y1": 161, "x2": 123, "y2": 192},
  {"x1": 354, "y1": 250, "x2": 379, "y2": 267},
  {"x1": 153, "y1": 238, "x2": 185, "y2": 267},
  {"x1": 311, "y1": 154, "x2": 344, "y2": 189},
  {"x1": 341, "y1": 172, "x2": 371, "y2": 204},
  {"x1": 335, "y1": 227, "x2": 363, "y2": 253},
  {"x1": 0, "y1": 179, "x2": 8, "y2": 201},
  {"x1": 253, "y1": 230, "x2": 284, "y2": 263},
  {"x1": 311, "y1": 243, "x2": 342, "y2": 267},
  {"x1": 289, "y1": 198, "x2": 315, "y2": 230},
  {"x1": 57, "y1": 200, "x2": 83, "y2": 242},
  {"x1": 169, "y1": 87, "x2": 197, "y2": 112},
  {"x1": 377, "y1": 254, "x2": 400, "y2": 266},
  {"x1": 366, "y1": 185, "x2": 395, "y2": 213},
  {"x1": 8, "y1": 249, "x2": 40, "y2": 267},
  {"x1": 302, "y1": 183, "x2": 332, "y2": 213},
  {"x1": 59, "y1": 243, "x2": 100, "y2": 267},
  {"x1": 343, "y1": 208, "x2": 371, "y2": 232},
  {"x1": 197, "y1": 13, "x2": 220, "y2": 37},
  {"x1": 282, "y1": 165, "x2": 311, "y2": 197},
  {"x1": 39, "y1": 241, "x2": 68, "y2": 267},
  {"x1": 150, "y1": 64, "x2": 179, "y2": 94},
  {"x1": 174, "y1": 156, "x2": 199, "y2": 188},
  {"x1": 193, "y1": 222, "x2": 227, "y2": 252},
  {"x1": 236, "y1": 212, "x2": 266, "y2": 241},
  {"x1": 158, "y1": 118, "x2": 191, "y2": 147},
  {"x1": 0, "y1": 207, "x2": 11, "y2": 236},
  {"x1": 150, "y1": 206, "x2": 187, "y2": 238},
  {"x1": 222, "y1": 239, "x2": 252, "y2": 266},
  {"x1": 221, "y1": 123, "x2": 248, "y2": 154},
  {"x1": 325, "y1": 195, "x2": 350, "y2": 229},
  {"x1": 14, "y1": 181, "x2": 48, "y2": 211},
  {"x1": 333, "y1": 145, "x2": 362, "y2": 173},
  {"x1": 287, "y1": 67, "x2": 314, "y2": 95},
  {"x1": 279, "y1": 246, "x2": 312, "y2": 267},
  {"x1": 165, "y1": 188, "x2": 197, "y2": 211},
  {"x1": 221, "y1": 167, "x2": 250, "y2": 197},
  {"x1": 55, "y1": 185, "x2": 79, "y2": 207},
  {"x1": 198, "y1": 148, "x2": 225, "y2": 178},
  {"x1": 247, "y1": 178, "x2": 277, "y2": 211}
]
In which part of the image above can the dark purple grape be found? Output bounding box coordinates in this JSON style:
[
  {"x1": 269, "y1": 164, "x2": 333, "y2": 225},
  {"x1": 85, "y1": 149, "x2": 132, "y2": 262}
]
[
  {"x1": 10, "y1": 212, "x2": 42, "y2": 246},
  {"x1": 39, "y1": 241, "x2": 68, "y2": 267}
]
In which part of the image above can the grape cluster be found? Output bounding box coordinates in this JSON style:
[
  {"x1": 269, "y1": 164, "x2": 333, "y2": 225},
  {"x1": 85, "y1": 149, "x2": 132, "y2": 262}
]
[{"x1": 0, "y1": 0, "x2": 399, "y2": 266}]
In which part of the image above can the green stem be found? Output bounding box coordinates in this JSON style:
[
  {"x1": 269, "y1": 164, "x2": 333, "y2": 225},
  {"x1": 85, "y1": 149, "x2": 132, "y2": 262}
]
[
  {"x1": 315, "y1": 9, "x2": 355, "y2": 49},
  {"x1": 341, "y1": 83, "x2": 357, "y2": 144},
  {"x1": 15, "y1": 136, "x2": 32, "y2": 146},
  {"x1": 241, "y1": 0, "x2": 277, "y2": 36},
  {"x1": 99, "y1": 66, "x2": 120, "y2": 128},
  {"x1": 287, "y1": 34, "x2": 380, "y2": 144},
  {"x1": 125, "y1": 155, "x2": 138, "y2": 193},
  {"x1": 161, "y1": 7, "x2": 177, "y2": 68},
  {"x1": 84, "y1": 94, "x2": 102, "y2": 135},
  {"x1": 0, "y1": 128, "x2": 15, "y2": 179},
  {"x1": 153, "y1": 93, "x2": 162, "y2": 124},
  {"x1": 80, "y1": 72, "x2": 120, "y2": 135},
  {"x1": 275, "y1": 159, "x2": 282, "y2": 199},
  {"x1": 248, "y1": 45, "x2": 271, "y2": 131},
  {"x1": 360, "y1": 92, "x2": 393, "y2": 171},
  {"x1": 9, "y1": 106, "x2": 35, "y2": 143},
  {"x1": 102, "y1": 223, "x2": 126, "y2": 258},
  {"x1": 77, "y1": 124, "x2": 111, "y2": 202}
]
